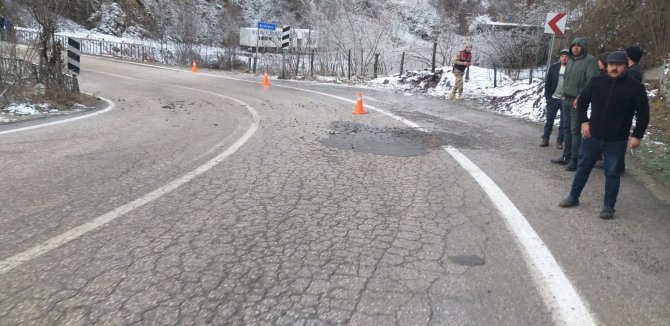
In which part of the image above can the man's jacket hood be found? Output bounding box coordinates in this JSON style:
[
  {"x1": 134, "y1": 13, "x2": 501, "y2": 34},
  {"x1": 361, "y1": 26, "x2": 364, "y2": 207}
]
[{"x1": 569, "y1": 38, "x2": 589, "y2": 58}]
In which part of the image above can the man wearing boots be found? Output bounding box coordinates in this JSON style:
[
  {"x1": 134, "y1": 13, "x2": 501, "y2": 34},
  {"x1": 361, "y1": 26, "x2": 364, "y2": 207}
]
[
  {"x1": 551, "y1": 38, "x2": 599, "y2": 171},
  {"x1": 558, "y1": 51, "x2": 649, "y2": 219},
  {"x1": 540, "y1": 48, "x2": 569, "y2": 148},
  {"x1": 450, "y1": 42, "x2": 472, "y2": 100}
]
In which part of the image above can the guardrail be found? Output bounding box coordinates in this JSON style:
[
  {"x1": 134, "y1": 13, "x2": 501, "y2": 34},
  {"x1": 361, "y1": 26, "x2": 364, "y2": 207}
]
[
  {"x1": 0, "y1": 57, "x2": 79, "y2": 93},
  {"x1": 14, "y1": 29, "x2": 160, "y2": 63}
]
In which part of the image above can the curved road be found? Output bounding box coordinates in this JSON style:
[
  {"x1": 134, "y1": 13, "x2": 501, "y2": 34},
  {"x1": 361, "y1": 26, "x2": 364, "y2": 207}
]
[{"x1": 0, "y1": 56, "x2": 668, "y2": 325}]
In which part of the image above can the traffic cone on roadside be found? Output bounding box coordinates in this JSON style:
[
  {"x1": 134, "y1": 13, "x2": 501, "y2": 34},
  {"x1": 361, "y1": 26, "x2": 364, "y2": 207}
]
[
  {"x1": 352, "y1": 92, "x2": 367, "y2": 115},
  {"x1": 261, "y1": 71, "x2": 271, "y2": 86},
  {"x1": 192, "y1": 60, "x2": 198, "y2": 73}
]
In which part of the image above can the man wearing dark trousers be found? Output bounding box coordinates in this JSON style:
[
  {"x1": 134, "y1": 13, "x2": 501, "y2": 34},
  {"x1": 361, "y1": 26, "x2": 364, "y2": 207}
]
[
  {"x1": 558, "y1": 51, "x2": 649, "y2": 219},
  {"x1": 551, "y1": 38, "x2": 599, "y2": 170},
  {"x1": 540, "y1": 48, "x2": 569, "y2": 148}
]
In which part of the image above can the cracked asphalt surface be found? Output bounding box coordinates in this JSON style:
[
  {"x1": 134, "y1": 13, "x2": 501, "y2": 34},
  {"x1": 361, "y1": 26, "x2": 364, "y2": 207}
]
[{"x1": 0, "y1": 57, "x2": 668, "y2": 325}]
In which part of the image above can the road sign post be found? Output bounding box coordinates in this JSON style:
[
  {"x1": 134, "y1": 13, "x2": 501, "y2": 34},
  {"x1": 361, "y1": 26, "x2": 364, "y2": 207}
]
[
  {"x1": 67, "y1": 37, "x2": 81, "y2": 74},
  {"x1": 281, "y1": 25, "x2": 290, "y2": 79},
  {"x1": 544, "y1": 13, "x2": 567, "y2": 76},
  {"x1": 255, "y1": 22, "x2": 277, "y2": 73}
]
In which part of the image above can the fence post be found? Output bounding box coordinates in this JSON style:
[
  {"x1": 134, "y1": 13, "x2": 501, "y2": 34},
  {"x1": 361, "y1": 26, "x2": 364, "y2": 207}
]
[
  {"x1": 400, "y1": 52, "x2": 405, "y2": 77},
  {"x1": 494, "y1": 64, "x2": 497, "y2": 88},
  {"x1": 373, "y1": 53, "x2": 379, "y2": 79},
  {"x1": 348, "y1": 49, "x2": 351, "y2": 80},
  {"x1": 529, "y1": 67, "x2": 533, "y2": 85},
  {"x1": 431, "y1": 42, "x2": 437, "y2": 73},
  {"x1": 360, "y1": 48, "x2": 364, "y2": 77},
  {"x1": 310, "y1": 50, "x2": 314, "y2": 77}
]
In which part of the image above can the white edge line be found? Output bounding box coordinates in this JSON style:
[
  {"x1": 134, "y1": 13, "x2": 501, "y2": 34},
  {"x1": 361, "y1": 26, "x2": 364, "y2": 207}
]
[
  {"x1": 0, "y1": 89, "x2": 260, "y2": 275},
  {"x1": 101, "y1": 58, "x2": 596, "y2": 325},
  {"x1": 443, "y1": 145, "x2": 597, "y2": 326},
  {"x1": 5, "y1": 58, "x2": 595, "y2": 325},
  {"x1": 0, "y1": 95, "x2": 114, "y2": 135},
  {"x1": 87, "y1": 56, "x2": 427, "y2": 132}
]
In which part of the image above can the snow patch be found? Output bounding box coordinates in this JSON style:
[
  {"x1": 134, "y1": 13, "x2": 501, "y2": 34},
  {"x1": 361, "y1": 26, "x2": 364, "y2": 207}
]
[{"x1": 5, "y1": 103, "x2": 39, "y2": 115}]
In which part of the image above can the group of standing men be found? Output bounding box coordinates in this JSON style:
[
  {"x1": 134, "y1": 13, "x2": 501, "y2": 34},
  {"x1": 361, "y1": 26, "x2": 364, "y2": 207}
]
[{"x1": 541, "y1": 38, "x2": 649, "y2": 219}]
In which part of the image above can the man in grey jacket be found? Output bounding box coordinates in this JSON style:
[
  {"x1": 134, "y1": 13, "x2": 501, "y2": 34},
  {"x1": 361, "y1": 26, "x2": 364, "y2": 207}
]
[{"x1": 551, "y1": 38, "x2": 600, "y2": 171}]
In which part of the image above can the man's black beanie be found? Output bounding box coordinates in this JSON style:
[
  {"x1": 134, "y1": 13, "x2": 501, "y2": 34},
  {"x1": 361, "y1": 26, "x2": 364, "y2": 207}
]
[{"x1": 625, "y1": 46, "x2": 643, "y2": 63}]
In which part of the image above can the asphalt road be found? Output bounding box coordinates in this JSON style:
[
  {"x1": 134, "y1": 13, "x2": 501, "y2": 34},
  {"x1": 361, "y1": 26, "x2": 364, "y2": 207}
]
[{"x1": 0, "y1": 56, "x2": 668, "y2": 325}]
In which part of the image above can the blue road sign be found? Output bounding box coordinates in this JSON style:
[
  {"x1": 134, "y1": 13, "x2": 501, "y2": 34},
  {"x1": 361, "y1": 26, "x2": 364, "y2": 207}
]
[{"x1": 257, "y1": 22, "x2": 276, "y2": 30}]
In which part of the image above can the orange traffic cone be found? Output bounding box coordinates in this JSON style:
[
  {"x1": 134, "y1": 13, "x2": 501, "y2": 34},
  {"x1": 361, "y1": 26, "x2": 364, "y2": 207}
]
[
  {"x1": 191, "y1": 60, "x2": 198, "y2": 73},
  {"x1": 261, "y1": 71, "x2": 271, "y2": 86},
  {"x1": 353, "y1": 92, "x2": 367, "y2": 115}
]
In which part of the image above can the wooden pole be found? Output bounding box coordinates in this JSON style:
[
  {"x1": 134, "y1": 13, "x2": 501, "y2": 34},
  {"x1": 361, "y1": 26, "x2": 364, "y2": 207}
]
[
  {"x1": 431, "y1": 42, "x2": 437, "y2": 73},
  {"x1": 348, "y1": 49, "x2": 351, "y2": 80}
]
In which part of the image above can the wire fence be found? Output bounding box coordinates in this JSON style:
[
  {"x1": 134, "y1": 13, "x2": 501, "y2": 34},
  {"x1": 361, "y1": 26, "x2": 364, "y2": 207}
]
[
  {"x1": 0, "y1": 56, "x2": 79, "y2": 94},
  {"x1": 12, "y1": 29, "x2": 446, "y2": 80}
]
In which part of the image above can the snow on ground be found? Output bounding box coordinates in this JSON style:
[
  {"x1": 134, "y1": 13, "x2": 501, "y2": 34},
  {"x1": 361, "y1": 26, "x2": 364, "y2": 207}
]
[
  {"x1": 369, "y1": 65, "x2": 547, "y2": 123},
  {"x1": 0, "y1": 103, "x2": 61, "y2": 123},
  {"x1": 5, "y1": 103, "x2": 39, "y2": 115}
]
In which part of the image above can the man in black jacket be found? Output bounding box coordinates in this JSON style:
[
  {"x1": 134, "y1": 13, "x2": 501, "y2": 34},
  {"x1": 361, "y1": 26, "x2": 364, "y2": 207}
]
[
  {"x1": 626, "y1": 46, "x2": 644, "y2": 83},
  {"x1": 540, "y1": 48, "x2": 569, "y2": 148},
  {"x1": 558, "y1": 51, "x2": 649, "y2": 219}
]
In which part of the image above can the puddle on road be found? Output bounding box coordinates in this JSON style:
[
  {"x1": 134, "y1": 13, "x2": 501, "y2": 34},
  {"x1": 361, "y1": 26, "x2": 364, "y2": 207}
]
[
  {"x1": 448, "y1": 255, "x2": 486, "y2": 266},
  {"x1": 321, "y1": 121, "x2": 471, "y2": 157}
]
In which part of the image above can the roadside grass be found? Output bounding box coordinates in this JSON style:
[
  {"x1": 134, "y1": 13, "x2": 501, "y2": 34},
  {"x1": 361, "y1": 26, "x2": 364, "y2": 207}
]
[{"x1": 634, "y1": 96, "x2": 670, "y2": 183}]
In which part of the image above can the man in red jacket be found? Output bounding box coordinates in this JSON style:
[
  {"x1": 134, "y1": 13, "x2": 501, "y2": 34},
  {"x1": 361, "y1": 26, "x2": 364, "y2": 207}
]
[
  {"x1": 558, "y1": 51, "x2": 649, "y2": 219},
  {"x1": 450, "y1": 42, "x2": 472, "y2": 100}
]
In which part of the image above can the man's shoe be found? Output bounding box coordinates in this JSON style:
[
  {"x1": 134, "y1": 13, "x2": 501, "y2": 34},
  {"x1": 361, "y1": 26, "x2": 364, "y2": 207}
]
[
  {"x1": 551, "y1": 156, "x2": 570, "y2": 165},
  {"x1": 556, "y1": 140, "x2": 563, "y2": 149},
  {"x1": 539, "y1": 138, "x2": 549, "y2": 147},
  {"x1": 599, "y1": 206, "x2": 615, "y2": 219},
  {"x1": 449, "y1": 94, "x2": 455, "y2": 100},
  {"x1": 559, "y1": 195, "x2": 579, "y2": 208},
  {"x1": 566, "y1": 159, "x2": 577, "y2": 171}
]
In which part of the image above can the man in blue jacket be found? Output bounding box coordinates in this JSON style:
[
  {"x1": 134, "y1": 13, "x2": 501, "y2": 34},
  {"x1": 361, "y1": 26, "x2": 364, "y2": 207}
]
[
  {"x1": 558, "y1": 51, "x2": 649, "y2": 219},
  {"x1": 540, "y1": 48, "x2": 569, "y2": 148}
]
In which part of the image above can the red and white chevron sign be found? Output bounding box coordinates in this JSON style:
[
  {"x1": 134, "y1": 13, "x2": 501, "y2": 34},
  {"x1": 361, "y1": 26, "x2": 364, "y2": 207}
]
[{"x1": 544, "y1": 12, "x2": 567, "y2": 35}]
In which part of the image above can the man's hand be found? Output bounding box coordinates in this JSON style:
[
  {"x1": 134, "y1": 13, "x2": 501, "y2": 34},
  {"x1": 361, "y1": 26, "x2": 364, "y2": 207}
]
[
  {"x1": 628, "y1": 136, "x2": 641, "y2": 149},
  {"x1": 465, "y1": 62, "x2": 471, "y2": 66},
  {"x1": 572, "y1": 98, "x2": 578, "y2": 109},
  {"x1": 581, "y1": 122, "x2": 591, "y2": 138}
]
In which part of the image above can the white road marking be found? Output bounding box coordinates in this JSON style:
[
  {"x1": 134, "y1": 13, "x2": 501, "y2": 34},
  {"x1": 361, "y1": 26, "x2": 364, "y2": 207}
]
[
  {"x1": 90, "y1": 59, "x2": 597, "y2": 324},
  {"x1": 444, "y1": 146, "x2": 597, "y2": 326},
  {"x1": 0, "y1": 81, "x2": 260, "y2": 275},
  {"x1": 0, "y1": 95, "x2": 114, "y2": 135},
  {"x1": 87, "y1": 56, "x2": 426, "y2": 131},
  {"x1": 4, "y1": 57, "x2": 596, "y2": 324}
]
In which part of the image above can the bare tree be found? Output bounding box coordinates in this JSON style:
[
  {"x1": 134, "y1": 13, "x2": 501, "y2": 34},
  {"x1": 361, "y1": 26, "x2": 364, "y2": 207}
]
[
  {"x1": 25, "y1": 0, "x2": 69, "y2": 69},
  {"x1": 217, "y1": 2, "x2": 242, "y2": 70}
]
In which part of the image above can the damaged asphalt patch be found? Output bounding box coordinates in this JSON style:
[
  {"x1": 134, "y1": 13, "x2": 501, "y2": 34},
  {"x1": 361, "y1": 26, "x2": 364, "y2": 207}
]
[{"x1": 321, "y1": 121, "x2": 471, "y2": 157}]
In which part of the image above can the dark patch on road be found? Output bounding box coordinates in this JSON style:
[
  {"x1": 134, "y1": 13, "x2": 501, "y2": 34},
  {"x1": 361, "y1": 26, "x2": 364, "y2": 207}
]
[
  {"x1": 321, "y1": 121, "x2": 471, "y2": 157},
  {"x1": 448, "y1": 255, "x2": 486, "y2": 266}
]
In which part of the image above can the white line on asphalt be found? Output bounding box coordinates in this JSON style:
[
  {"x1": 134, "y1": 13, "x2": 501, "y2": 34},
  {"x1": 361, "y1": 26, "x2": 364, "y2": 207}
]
[
  {"x1": 443, "y1": 146, "x2": 597, "y2": 326},
  {"x1": 14, "y1": 57, "x2": 595, "y2": 324},
  {"x1": 0, "y1": 95, "x2": 114, "y2": 135},
  {"x1": 86, "y1": 56, "x2": 426, "y2": 131},
  {"x1": 0, "y1": 84, "x2": 260, "y2": 275},
  {"x1": 99, "y1": 58, "x2": 596, "y2": 324}
]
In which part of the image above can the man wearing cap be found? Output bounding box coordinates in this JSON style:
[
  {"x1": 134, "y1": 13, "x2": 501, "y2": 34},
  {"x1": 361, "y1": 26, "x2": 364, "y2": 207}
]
[
  {"x1": 551, "y1": 37, "x2": 600, "y2": 171},
  {"x1": 558, "y1": 51, "x2": 649, "y2": 219},
  {"x1": 626, "y1": 46, "x2": 644, "y2": 83},
  {"x1": 540, "y1": 48, "x2": 569, "y2": 148},
  {"x1": 450, "y1": 42, "x2": 472, "y2": 100}
]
